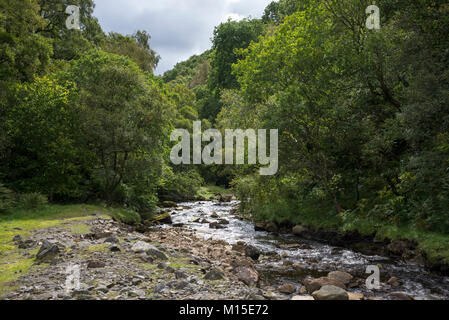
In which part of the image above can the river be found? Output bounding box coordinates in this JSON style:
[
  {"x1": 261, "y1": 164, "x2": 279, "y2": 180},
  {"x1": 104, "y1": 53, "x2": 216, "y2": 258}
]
[{"x1": 166, "y1": 201, "x2": 449, "y2": 300}]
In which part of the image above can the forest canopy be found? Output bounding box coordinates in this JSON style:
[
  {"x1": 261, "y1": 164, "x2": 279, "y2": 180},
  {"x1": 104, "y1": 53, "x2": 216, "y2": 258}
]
[{"x1": 1, "y1": 0, "x2": 449, "y2": 243}]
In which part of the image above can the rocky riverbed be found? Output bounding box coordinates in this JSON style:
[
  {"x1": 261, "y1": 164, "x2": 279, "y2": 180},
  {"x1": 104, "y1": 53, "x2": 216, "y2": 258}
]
[{"x1": 1, "y1": 201, "x2": 449, "y2": 300}]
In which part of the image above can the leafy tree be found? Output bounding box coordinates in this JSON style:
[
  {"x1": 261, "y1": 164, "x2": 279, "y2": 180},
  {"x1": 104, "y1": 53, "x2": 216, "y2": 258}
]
[
  {"x1": 66, "y1": 50, "x2": 168, "y2": 208},
  {"x1": 102, "y1": 31, "x2": 160, "y2": 73},
  {"x1": 3, "y1": 76, "x2": 85, "y2": 200}
]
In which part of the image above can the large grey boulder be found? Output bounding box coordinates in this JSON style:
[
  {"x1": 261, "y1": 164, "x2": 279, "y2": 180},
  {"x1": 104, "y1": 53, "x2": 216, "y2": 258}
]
[
  {"x1": 36, "y1": 240, "x2": 60, "y2": 261},
  {"x1": 131, "y1": 241, "x2": 153, "y2": 253},
  {"x1": 327, "y1": 271, "x2": 353, "y2": 285},
  {"x1": 292, "y1": 225, "x2": 307, "y2": 236},
  {"x1": 312, "y1": 285, "x2": 349, "y2": 300}
]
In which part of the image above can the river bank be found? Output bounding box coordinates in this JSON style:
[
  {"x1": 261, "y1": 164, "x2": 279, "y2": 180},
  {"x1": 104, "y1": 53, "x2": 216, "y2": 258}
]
[
  {"x1": 1, "y1": 201, "x2": 449, "y2": 300},
  {"x1": 250, "y1": 217, "x2": 449, "y2": 276}
]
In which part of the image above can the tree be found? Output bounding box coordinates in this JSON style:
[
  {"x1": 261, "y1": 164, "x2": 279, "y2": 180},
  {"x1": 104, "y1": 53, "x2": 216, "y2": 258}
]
[
  {"x1": 102, "y1": 31, "x2": 160, "y2": 74},
  {"x1": 3, "y1": 76, "x2": 85, "y2": 200},
  {"x1": 66, "y1": 50, "x2": 168, "y2": 208}
]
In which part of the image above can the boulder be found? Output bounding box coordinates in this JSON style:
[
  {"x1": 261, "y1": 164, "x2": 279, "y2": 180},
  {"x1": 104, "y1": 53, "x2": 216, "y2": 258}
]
[
  {"x1": 87, "y1": 260, "x2": 106, "y2": 269},
  {"x1": 254, "y1": 222, "x2": 267, "y2": 232},
  {"x1": 234, "y1": 266, "x2": 259, "y2": 287},
  {"x1": 18, "y1": 239, "x2": 37, "y2": 249},
  {"x1": 219, "y1": 194, "x2": 234, "y2": 202},
  {"x1": 327, "y1": 271, "x2": 353, "y2": 285},
  {"x1": 211, "y1": 212, "x2": 220, "y2": 218},
  {"x1": 103, "y1": 237, "x2": 119, "y2": 244},
  {"x1": 131, "y1": 241, "x2": 153, "y2": 253},
  {"x1": 278, "y1": 283, "x2": 297, "y2": 294},
  {"x1": 152, "y1": 213, "x2": 172, "y2": 225},
  {"x1": 266, "y1": 222, "x2": 279, "y2": 233},
  {"x1": 291, "y1": 295, "x2": 314, "y2": 301},
  {"x1": 303, "y1": 277, "x2": 346, "y2": 294},
  {"x1": 232, "y1": 242, "x2": 260, "y2": 261},
  {"x1": 161, "y1": 201, "x2": 177, "y2": 208},
  {"x1": 312, "y1": 285, "x2": 349, "y2": 300},
  {"x1": 204, "y1": 268, "x2": 225, "y2": 281},
  {"x1": 388, "y1": 292, "x2": 414, "y2": 300},
  {"x1": 245, "y1": 245, "x2": 261, "y2": 261},
  {"x1": 292, "y1": 225, "x2": 307, "y2": 236},
  {"x1": 209, "y1": 222, "x2": 226, "y2": 229},
  {"x1": 36, "y1": 240, "x2": 60, "y2": 261},
  {"x1": 347, "y1": 292, "x2": 364, "y2": 300},
  {"x1": 387, "y1": 277, "x2": 401, "y2": 287},
  {"x1": 218, "y1": 219, "x2": 230, "y2": 225},
  {"x1": 146, "y1": 246, "x2": 168, "y2": 261}
]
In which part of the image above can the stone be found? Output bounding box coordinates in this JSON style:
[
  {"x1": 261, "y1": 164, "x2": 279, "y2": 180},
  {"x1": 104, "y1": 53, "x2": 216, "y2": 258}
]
[
  {"x1": 388, "y1": 292, "x2": 414, "y2": 300},
  {"x1": 109, "y1": 245, "x2": 121, "y2": 252},
  {"x1": 278, "y1": 283, "x2": 297, "y2": 294},
  {"x1": 245, "y1": 246, "x2": 260, "y2": 261},
  {"x1": 347, "y1": 292, "x2": 364, "y2": 300},
  {"x1": 303, "y1": 277, "x2": 346, "y2": 293},
  {"x1": 152, "y1": 213, "x2": 172, "y2": 225},
  {"x1": 36, "y1": 240, "x2": 60, "y2": 261},
  {"x1": 312, "y1": 285, "x2": 349, "y2": 301},
  {"x1": 131, "y1": 241, "x2": 153, "y2": 253},
  {"x1": 209, "y1": 222, "x2": 226, "y2": 229},
  {"x1": 232, "y1": 242, "x2": 260, "y2": 261},
  {"x1": 104, "y1": 237, "x2": 119, "y2": 244},
  {"x1": 327, "y1": 271, "x2": 354, "y2": 285},
  {"x1": 292, "y1": 225, "x2": 307, "y2": 236},
  {"x1": 13, "y1": 235, "x2": 23, "y2": 242},
  {"x1": 87, "y1": 260, "x2": 106, "y2": 268},
  {"x1": 175, "y1": 271, "x2": 187, "y2": 279},
  {"x1": 211, "y1": 212, "x2": 219, "y2": 218},
  {"x1": 254, "y1": 222, "x2": 267, "y2": 231},
  {"x1": 146, "y1": 246, "x2": 168, "y2": 261},
  {"x1": 204, "y1": 268, "x2": 225, "y2": 281},
  {"x1": 161, "y1": 201, "x2": 177, "y2": 208},
  {"x1": 387, "y1": 277, "x2": 400, "y2": 287},
  {"x1": 96, "y1": 286, "x2": 109, "y2": 293},
  {"x1": 291, "y1": 295, "x2": 314, "y2": 301},
  {"x1": 218, "y1": 219, "x2": 230, "y2": 225},
  {"x1": 234, "y1": 266, "x2": 259, "y2": 287},
  {"x1": 18, "y1": 239, "x2": 36, "y2": 249},
  {"x1": 266, "y1": 222, "x2": 279, "y2": 233}
]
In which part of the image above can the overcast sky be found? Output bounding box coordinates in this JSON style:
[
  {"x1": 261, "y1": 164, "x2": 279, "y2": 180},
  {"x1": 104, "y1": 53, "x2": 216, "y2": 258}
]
[{"x1": 93, "y1": 0, "x2": 272, "y2": 75}]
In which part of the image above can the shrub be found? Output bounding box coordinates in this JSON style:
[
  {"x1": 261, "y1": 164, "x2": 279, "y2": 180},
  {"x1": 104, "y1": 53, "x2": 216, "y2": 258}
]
[
  {"x1": 0, "y1": 183, "x2": 15, "y2": 213},
  {"x1": 18, "y1": 193, "x2": 48, "y2": 210}
]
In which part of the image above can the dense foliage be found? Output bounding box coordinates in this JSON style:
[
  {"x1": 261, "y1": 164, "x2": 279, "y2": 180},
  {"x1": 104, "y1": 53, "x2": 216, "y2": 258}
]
[{"x1": 1, "y1": 0, "x2": 449, "y2": 240}]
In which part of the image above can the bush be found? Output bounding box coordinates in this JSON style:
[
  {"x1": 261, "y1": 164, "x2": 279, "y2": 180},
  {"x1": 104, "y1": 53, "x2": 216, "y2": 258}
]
[
  {"x1": 0, "y1": 183, "x2": 15, "y2": 213},
  {"x1": 158, "y1": 167, "x2": 204, "y2": 202},
  {"x1": 18, "y1": 193, "x2": 48, "y2": 210}
]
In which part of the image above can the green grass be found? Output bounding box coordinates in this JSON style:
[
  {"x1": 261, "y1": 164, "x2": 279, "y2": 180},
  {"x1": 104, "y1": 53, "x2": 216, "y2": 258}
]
[
  {"x1": 107, "y1": 208, "x2": 141, "y2": 225},
  {"x1": 197, "y1": 184, "x2": 229, "y2": 200},
  {"x1": 0, "y1": 204, "x2": 141, "y2": 296},
  {"x1": 248, "y1": 200, "x2": 449, "y2": 267}
]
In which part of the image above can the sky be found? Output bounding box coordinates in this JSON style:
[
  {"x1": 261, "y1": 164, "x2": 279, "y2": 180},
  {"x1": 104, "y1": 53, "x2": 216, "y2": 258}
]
[{"x1": 93, "y1": 0, "x2": 273, "y2": 75}]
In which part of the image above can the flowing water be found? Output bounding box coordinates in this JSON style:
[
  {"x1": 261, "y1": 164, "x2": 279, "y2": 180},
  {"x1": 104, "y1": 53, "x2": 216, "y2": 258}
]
[{"x1": 168, "y1": 201, "x2": 449, "y2": 300}]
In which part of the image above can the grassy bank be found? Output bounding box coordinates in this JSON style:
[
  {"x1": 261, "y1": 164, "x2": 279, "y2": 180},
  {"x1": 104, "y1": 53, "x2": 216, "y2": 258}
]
[
  {"x1": 0, "y1": 204, "x2": 140, "y2": 295},
  {"x1": 196, "y1": 185, "x2": 229, "y2": 200},
  {"x1": 251, "y1": 204, "x2": 449, "y2": 270}
]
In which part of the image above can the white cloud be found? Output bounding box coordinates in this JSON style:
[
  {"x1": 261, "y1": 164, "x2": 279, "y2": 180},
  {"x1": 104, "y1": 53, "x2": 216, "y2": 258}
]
[{"x1": 93, "y1": 0, "x2": 272, "y2": 75}]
